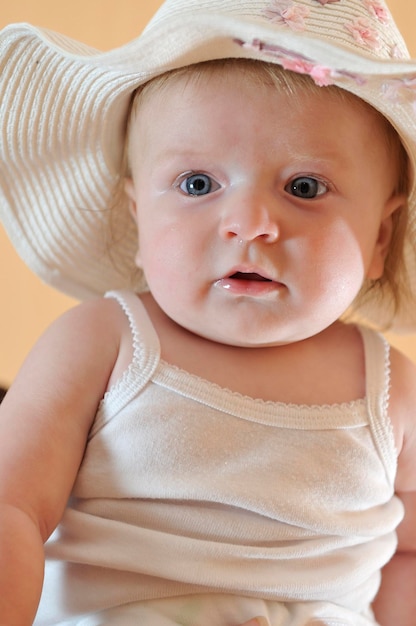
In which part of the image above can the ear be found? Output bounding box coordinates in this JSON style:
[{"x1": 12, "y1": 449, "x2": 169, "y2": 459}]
[
  {"x1": 124, "y1": 177, "x2": 137, "y2": 221},
  {"x1": 366, "y1": 193, "x2": 406, "y2": 280}
]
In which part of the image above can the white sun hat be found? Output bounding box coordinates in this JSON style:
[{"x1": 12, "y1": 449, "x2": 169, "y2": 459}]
[{"x1": 1, "y1": 0, "x2": 416, "y2": 330}]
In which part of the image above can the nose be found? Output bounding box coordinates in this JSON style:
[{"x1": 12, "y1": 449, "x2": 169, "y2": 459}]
[{"x1": 219, "y1": 188, "x2": 279, "y2": 244}]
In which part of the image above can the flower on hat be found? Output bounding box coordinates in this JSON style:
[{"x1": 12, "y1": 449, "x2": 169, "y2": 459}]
[
  {"x1": 364, "y1": 0, "x2": 389, "y2": 24},
  {"x1": 279, "y1": 57, "x2": 334, "y2": 86},
  {"x1": 309, "y1": 64, "x2": 336, "y2": 86},
  {"x1": 236, "y1": 39, "x2": 328, "y2": 82},
  {"x1": 235, "y1": 38, "x2": 362, "y2": 87},
  {"x1": 264, "y1": 0, "x2": 310, "y2": 31},
  {"x1": 344, "y1": 17, "x2": 381, "y2": 50},
  {"x1": 235, "y1": 36, "x2": 368, "y2": 89}
]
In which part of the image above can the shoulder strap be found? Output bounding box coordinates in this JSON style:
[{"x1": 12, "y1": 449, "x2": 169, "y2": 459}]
[
  {"x1": 358, "y1": 325, "x2": 397, "y2": 485},
  {"x1": 92, "y1": 290, "x2": 161, "y2": 431}
]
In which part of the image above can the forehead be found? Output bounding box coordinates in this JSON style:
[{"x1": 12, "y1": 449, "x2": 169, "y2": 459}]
[
  {"x1": 128, "y1": 62, "x2": 391, "y2": 166},
  {"x1": 132, "y1": 60, "x2": 386, "y2": 123}
]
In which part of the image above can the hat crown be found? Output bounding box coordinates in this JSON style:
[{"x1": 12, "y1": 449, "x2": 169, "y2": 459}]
[{"x1": 146, "y1": 0, "x2": 409, "y2": 61}]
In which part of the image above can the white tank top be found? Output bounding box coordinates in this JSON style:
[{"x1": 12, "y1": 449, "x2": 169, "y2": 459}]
[{"x1": 35, "y1": 290, "x2": 403, "y2": 625}]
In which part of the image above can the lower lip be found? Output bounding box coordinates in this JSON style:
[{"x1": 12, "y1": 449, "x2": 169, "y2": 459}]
[{"x1": 214, "y1": 277, "x2": 284, "y2": 297}]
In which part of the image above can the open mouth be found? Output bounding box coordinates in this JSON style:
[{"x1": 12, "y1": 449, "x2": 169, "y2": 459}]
[
  {"x1": 229, "y1": 272, "x2": 272, "y2": 282},
  {"x1": 214, "y1": 268, "x2": 282, "y2": 297}
]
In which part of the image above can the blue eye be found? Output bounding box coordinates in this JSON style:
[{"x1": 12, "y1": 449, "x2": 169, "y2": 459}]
[
  {"x1": 286, "y1": 176, "x2": 328, "y2": 199},
  {"x1": 179, "y1": 173, "x2": 217, "y2": 196}
]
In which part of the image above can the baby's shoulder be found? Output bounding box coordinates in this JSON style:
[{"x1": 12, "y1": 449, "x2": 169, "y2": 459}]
[
  {"x1": 59, "y1": 294, "x2": 131, "y2": 341},
  {"x1": 92, "y1": 292, "x2": 149, "y2": 391},
  {"x1": 51, "y1": 295, "x2": 135, "y2": 389}
]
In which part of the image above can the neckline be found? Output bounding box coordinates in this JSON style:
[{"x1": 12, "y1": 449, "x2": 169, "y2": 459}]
[{"x1": 154, "y1": 358, "x2": 368, "y2": 430}]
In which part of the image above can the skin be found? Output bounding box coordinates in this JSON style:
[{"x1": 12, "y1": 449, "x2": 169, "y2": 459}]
[{"x1": 0, "y1": 67, "x2": 415, "y2": 625}]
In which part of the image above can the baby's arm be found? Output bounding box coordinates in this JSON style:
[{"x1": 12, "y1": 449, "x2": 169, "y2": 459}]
[
  {"x1": 373, "y1": 492, "x2": 416, "y2": 625},
  {"x1": 372, "y1": 347, "x2": 416, "y2": 626},
  {"x1": 0, "y1": 297, "x2": 125, "y2": 624}
]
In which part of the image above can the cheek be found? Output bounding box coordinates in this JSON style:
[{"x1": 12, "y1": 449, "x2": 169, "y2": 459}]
[
  {"x1": 139, "y1": 236, "x2": 173, "y2": 285},
  {"x1": 138, "y1": 223, "x2": 196, "y2": 294},
  {"x1": 301, "y1": 226, "x2": 367, "y2": 303}
]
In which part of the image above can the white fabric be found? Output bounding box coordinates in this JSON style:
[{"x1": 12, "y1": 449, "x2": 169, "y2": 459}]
[{"x1": 34, "y1": 290, "x2": 403, "y2": 625}]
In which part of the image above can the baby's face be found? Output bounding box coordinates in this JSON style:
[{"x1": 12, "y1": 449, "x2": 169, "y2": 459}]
[{"x1": 125, "y1": 67, "x2": 399, "y2": 347}]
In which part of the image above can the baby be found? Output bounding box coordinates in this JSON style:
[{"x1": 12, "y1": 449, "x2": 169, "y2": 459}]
[{"x1": 1, "y1": 1, "x2": 416, "y2": 624}]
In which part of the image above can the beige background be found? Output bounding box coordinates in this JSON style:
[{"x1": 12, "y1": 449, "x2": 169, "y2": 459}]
[{"x1": 1, "y1": 0, "x2": 416, "y2": 387}]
